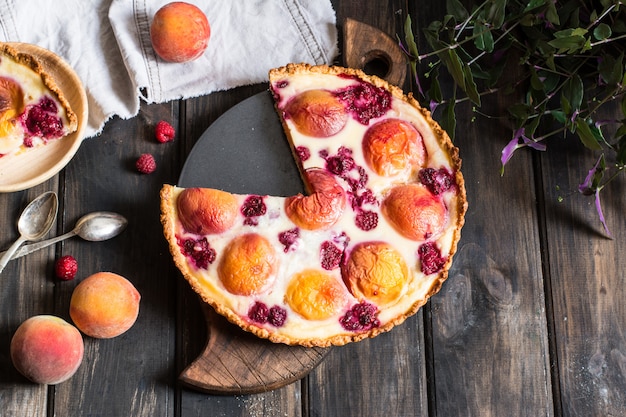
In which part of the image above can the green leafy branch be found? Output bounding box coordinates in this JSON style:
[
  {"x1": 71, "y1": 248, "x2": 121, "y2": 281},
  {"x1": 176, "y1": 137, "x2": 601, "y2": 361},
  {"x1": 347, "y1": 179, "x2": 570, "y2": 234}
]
[{"x1": 400, "y1": 0, "x2": 626, "y2": 237}]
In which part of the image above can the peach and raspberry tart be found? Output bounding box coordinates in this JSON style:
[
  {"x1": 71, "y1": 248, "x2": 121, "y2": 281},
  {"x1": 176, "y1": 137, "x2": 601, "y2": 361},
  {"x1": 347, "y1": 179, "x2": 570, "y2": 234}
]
[
  {"x1": 0, "y1": 43, "x2": 77, "y2": 157},
  {"x1": 160, "y1": 63, "x2": 467, "y2": 347}
]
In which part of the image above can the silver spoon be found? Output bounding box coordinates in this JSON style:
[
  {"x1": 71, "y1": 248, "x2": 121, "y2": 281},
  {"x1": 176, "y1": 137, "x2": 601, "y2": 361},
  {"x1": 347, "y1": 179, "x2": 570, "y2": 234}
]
[
  {"x1": 0, "y1": 191, "x2": 58, "y2": 274},
  {"x1": 3, "y1": 211, "x2": 128, "y2": 260}
]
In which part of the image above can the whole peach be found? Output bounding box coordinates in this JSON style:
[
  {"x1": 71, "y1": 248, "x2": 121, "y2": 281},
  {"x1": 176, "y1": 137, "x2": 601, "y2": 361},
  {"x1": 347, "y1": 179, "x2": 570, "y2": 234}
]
[
  {"x1": 70, "y1": 272, "x2": 141, "y2": 339},
  {"x1": 10, "y1": 315, "x2": 84, "y2": 385},
  {"x1": 150, "y1": 2, "x2": 210, "y2": 63}
]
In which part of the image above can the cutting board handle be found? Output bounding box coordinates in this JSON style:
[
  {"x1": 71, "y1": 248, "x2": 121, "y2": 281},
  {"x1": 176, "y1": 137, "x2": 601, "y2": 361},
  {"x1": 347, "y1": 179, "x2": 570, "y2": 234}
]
[{"x1": 342, "y1": 18, "x2": 408, "y2": 87}]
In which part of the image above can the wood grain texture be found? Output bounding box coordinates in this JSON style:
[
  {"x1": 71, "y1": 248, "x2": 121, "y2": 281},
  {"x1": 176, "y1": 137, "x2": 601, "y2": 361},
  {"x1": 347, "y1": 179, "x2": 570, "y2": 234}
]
[
  {"x1": 2, "y1": 0, "x2": 626, "y2": 416},
  {"x1": 541, "y1": 132, "x2": 626, "y2": 417}
]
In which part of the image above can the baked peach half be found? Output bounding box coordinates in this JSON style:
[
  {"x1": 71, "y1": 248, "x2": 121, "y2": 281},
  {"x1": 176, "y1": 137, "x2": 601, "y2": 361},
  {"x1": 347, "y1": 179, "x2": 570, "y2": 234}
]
[
  {"x1": 382, "y1": 184, "x2": 447, "y2": 241},
  {"x1": 285, "y1": 269, "x2": 349, "y2": 320},
  {"x1": 177, "y1": 187, "x2": 238, "y2": 235},
  {"x1": 342, "y1": 241, "x2": 408, "y2": 306},
  {"x1": 284, "y1": 89, "x2": 348, "y2": 137},
  {"x1": 362, "y1": 118, "x2": 426, "y2": 177},
  {"x1": 285, "y1": 168, "x2": 346, "y2": 230},
  {"x1": 0, "y1": 76, "x2": 24, "y2": 138},
  {"x1": 218, "y1": 233, "x2": 277, "y2": 296}
]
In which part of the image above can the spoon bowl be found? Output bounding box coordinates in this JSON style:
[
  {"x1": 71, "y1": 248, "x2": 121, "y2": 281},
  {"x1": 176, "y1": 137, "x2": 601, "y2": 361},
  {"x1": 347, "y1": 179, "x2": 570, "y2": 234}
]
[
  {"x1": 5, "y1": 211, "x2": 128, "y2": 260},
  {"x1": 0, "y1": 191, "x2": 58, "y2": 274}
]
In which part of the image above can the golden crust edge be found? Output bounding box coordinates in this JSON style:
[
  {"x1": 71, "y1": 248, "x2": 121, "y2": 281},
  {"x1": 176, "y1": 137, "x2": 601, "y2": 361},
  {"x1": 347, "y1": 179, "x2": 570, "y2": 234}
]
[
  {"x1": 162, "y1": 63, "x2": 468, "y2": 347},
  {"x1": 269, "y1": 63, "x2": 468, "y2": 328},
  {"x1": 0, "y1": 42, "x2": 78, "y2": 133},
  {"x1": 160, "y1": 184, "x2": 355, "y2": 347}
]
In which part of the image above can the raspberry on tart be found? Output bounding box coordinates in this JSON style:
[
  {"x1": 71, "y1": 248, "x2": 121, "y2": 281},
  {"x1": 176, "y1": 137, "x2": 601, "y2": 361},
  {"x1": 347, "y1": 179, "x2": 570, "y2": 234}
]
[
  {"x1": 0, "y1": 43, "x2": 78, "y2": 156},
  {"x1": 160, "y1": 63, "x2": 467, "y2": 347}
]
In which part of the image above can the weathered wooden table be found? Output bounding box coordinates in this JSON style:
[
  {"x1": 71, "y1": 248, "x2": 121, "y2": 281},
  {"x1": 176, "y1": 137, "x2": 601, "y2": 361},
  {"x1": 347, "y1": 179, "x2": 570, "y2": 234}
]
[{"x1": 1, "y1": 1, "x2": 625, "y2": 416}]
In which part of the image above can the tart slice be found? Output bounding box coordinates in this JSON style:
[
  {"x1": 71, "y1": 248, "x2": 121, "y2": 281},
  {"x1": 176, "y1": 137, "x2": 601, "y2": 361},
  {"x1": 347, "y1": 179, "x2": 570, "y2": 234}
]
[
  {"x1": 160, "y1": 64, "x2": 467, "y2": 347},
  {"x1": 0, "y1": 43, "x2": 78, "y2": 157}
]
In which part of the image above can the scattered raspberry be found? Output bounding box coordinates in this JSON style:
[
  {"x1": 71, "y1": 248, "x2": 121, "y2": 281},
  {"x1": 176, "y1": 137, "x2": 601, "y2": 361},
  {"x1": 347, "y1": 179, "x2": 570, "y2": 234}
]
[
  {"x1": 419, "y1": 167, "x2": 454, "y2": 195},
  {"x1": 268, "y1": 306, "x2": 287, "y2": 327},
  {"x1": 355, "y1": 210, "x2": 378, "y2": 231},
  {"x1": 418, "y1": 242, "x2": 447, "y2": 275},
  {"x1": 340, "y1": 301, "x2": 380, "y2": 331},
  {"x1": 55, "y1": 255, "x2": 78, "y2": 281},
  {"x1": 278, "y1": 228, "x2": 300, "y2": 252},
  {"x1": 179, "y1": 237, "x2": 216, "y2": 269},
  {"x1": 155, "y1": 120, "x2": 175, "y2": 143},
  {"x1": 136, "y1": 153, "x2": 156, "y2": 174},
  {"x1": 320, "y1": 241, "x2": 343, "y2": 270}
]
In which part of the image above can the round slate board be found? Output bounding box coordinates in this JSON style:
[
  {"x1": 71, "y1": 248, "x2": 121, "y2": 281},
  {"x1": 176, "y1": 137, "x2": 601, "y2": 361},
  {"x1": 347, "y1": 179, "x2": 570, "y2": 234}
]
[{"x1": 177, "y1": 91, "x2": 330, "y2": 395}]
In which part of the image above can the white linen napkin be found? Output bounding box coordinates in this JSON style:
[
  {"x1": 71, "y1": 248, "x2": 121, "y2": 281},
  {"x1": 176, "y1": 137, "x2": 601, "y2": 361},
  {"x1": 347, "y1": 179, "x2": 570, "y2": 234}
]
[{"x1": 0, "y1": 0, "x2": 337, "y2": 138}]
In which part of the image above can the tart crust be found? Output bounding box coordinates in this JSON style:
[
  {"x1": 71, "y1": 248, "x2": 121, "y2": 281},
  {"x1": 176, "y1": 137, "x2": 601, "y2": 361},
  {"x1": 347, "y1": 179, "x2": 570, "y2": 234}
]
[
  {"x1": 0, "y1": 43, "x2": 78, "y2": 151},
  {"x1": 161, "y1": 64, "x2": 467, "y2": 347}
]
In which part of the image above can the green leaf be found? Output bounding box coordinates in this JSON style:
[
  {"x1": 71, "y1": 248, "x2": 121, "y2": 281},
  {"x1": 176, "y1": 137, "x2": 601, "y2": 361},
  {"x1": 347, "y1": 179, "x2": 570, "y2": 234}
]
[
  {"x1": 474, "y1": 20, "x2": 495, "y2": 52},
  {"x1": 575, "y1": 119, "x2": 603, "y2": 150},
  {"x1": 508, "y1": 103, "x2": 533, "y2": 122},
  {"x1": 462, "y1": 62, "x2": 481, "y2": 105},
  {"x1": 524, "y1": 0, "x2": 547, "y2": 12},
  {"x1": 562, "y1": 74, "x2": 584, "y2": 112},
  {"x1": 428, "y1": 67, "x2": 443, "y2": 103},
  {"x1": 403, "y1": 15, "x2": 419, "y2": 58},
  {"x1": 598, "y1": 53, "x2": 623, "y2": 86},
  {"x1": 446, "y1": 0, "x2": 468, "y2": 21},
  {"x1": 548, "y1": 35, "x2": 588, "y2": 54},
  {"x1": 441, "y1": 100, "x2": 457, "y2": 141},
  {"x1": 551, "y1": 110, "x2": 567, "y2": 124},
  {"x1": 621, "y1": 95, "x2": 626, "y2": 118},
  {"x1": 487, "y1": 0, "x2": 507, "y2": 29},
  {"x1": 545, "y1": 1, "x2": 560, "y2": 25},
  {"x1": 443, "y1": 49, "x2": 466, "y2": 90},
  {"x1": 593, "y1": 23, "x2": 612, "y2": 40}
]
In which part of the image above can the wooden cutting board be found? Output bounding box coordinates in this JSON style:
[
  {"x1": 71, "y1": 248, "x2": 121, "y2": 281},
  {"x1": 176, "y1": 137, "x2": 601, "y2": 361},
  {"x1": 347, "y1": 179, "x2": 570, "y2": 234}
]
[{"x1": 178, "y1": 18, "x2": 407, "y2": 395}]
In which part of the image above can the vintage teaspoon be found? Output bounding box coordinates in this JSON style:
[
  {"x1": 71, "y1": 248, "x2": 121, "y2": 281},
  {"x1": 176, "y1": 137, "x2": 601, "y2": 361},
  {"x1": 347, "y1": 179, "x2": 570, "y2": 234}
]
[
  {"x1": 0, "y1": 191, "x2": 58, "y2": 274},
  {"x1": 1, "y1": 211, "x2": 128, "y2": 260}
]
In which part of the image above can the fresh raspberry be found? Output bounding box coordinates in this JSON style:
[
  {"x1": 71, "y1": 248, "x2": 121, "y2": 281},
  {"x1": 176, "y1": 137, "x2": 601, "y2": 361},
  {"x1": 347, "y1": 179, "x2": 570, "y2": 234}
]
[
  {"x1": 268, "y1": 306, "x2": 287, "y2": 327},
  {"x1": 55, "y1": 255, "x2": 78, "y2": 281},
  {"x1": 320, "y1": 241, "x2": 343, "y2": 270},
  {"x1": 355, "y1": 210, "x2": 378, "y2": 231},
  {"x1": 179, "y1": 237, "x2": 216, "y2": 269},
  {"x1": 296, "y1": 146, "x2": 311, "y2": 162},
  {"x1": 278, "y1": 227, "x2": 300, "y2": 252},
  {"x1": 241, "y1": 195, "x2": 267, "y2": 217},
  {"x1": 248, "y1": 302, "x2": 270, "y2": 324},
  {"x1": 155, "y1": 120, "x2": 175, "y2": 143},
  {"x1": 248, "y1": 302, "x2": 287, "y2": 327},
  {"x1": 419, "y1": 167, "x2": 454, "y2": 195},
  {"x1": 418, "y1": 242, "x2": 447, "y2": 275},
  {"x1": 136, "y1": 153, "x2": 156, "y2": 174},
  {"x1": 340, "y1": 301, "x2": 380, "y2": 331}
]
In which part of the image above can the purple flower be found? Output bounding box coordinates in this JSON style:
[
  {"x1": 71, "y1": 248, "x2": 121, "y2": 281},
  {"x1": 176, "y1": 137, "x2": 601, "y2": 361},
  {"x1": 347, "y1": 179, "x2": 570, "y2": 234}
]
[
  {"x1": 501, "y1": 128, "x2": 546, "y2": 173},
  {"x1": 578, "y1": 155, "x2": 612, "y2": 238}
]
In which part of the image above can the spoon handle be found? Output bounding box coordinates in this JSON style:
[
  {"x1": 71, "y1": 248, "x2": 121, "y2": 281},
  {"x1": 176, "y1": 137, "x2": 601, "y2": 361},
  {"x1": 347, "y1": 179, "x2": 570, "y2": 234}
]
[
  {"x1": 1, "y1": 231, "x2": 77, "y2": 261},
  {"x1": 0, "y1": 236, "x2": 27, "y2": 274}
]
